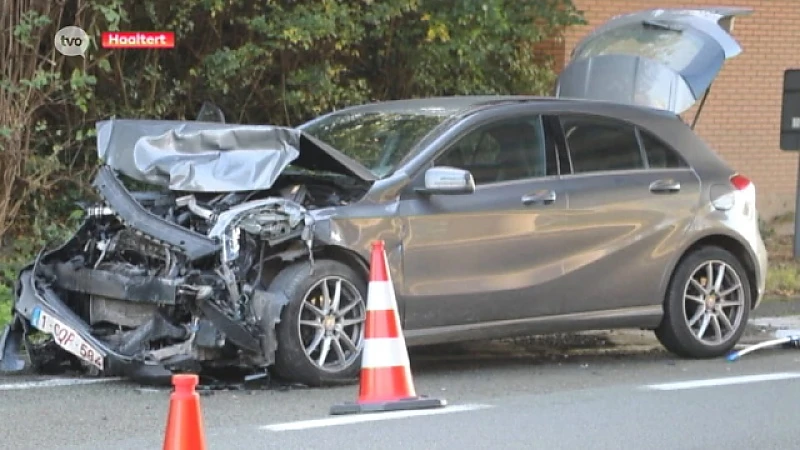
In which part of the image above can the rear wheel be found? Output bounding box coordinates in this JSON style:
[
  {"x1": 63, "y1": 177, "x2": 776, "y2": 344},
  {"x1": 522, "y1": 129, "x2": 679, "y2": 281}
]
[
  {"x1": 655, "y1": 247, "x2": 751, "y2": 358},
  {"x1": 270, "y1": 259, "x2": 367, "y2": 386}
]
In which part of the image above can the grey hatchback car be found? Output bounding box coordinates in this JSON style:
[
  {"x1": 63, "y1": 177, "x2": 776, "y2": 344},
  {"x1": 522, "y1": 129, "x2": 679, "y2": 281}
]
[{"x1": 0, "y1": 7, "x2": 767, "y2": 386}]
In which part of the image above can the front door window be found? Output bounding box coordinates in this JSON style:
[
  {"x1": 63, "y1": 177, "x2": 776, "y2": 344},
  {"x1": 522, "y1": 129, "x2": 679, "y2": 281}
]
[{"x1": 435, "y1": 115, "x2": 556, "y2": 184}]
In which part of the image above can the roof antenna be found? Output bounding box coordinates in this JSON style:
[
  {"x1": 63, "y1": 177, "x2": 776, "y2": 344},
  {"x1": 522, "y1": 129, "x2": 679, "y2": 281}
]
[{"x1": 690, "y1": 87, "x2": 711, "y2": 130}]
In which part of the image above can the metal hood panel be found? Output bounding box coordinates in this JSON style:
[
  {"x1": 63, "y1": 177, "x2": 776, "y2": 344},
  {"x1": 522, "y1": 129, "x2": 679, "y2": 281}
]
[{"x1": 95, "y1": 119, "x2": 375, "y2": 192}]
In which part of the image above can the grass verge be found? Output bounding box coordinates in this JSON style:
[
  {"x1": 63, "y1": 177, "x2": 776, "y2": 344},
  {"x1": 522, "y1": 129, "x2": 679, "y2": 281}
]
[
  {"x1": 762, "y1": 212, "x2": 800, "y2": 299},
  {"x1": 766, "y1": 263, "x2": 800, "y2": 297}
]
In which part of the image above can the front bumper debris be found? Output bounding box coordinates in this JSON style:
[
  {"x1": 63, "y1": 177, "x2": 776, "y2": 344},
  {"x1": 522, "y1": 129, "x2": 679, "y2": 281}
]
[
  {"x1": 0, "y1": 261, "x2": 177, "y2": 383},
  {"x1": 0, "y1": 164, "x2": 308, "y2": 383}
]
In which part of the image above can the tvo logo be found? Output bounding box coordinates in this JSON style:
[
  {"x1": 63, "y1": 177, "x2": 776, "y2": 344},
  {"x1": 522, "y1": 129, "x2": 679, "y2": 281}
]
[{"x1": 54, "y1": 26, "x2": 89, "y2": 57}]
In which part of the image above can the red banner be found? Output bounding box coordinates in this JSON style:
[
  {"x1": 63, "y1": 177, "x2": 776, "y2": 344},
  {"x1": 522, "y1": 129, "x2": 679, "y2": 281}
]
[{"x1": 101, "y1": 32, "x2": 175, "y2": 49}]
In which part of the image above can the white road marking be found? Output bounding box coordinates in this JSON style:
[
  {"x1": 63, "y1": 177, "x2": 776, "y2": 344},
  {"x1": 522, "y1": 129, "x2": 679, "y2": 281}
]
[
  {"x1": 262, "y1": 403, "x2": 493, "y2": 432},
  {"x1": 0, "y1": 377, "x2": 123, "y2": 391},
  {"x1": 643, "y1": 372, "x2": 800, "y2": 391}
]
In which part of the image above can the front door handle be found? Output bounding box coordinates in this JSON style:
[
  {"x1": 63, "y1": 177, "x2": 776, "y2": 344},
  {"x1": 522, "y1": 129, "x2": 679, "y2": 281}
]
[
  {"x1": 522, "y1": 189, "x2": 557, "y2": 205},
  {"x1": 649, "y1": 179, "x2": 681, "y2": 194}
]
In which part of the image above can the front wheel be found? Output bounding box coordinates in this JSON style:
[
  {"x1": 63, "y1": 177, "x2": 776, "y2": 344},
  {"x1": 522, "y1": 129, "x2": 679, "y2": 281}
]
[
  {"x1": 655, "y1": 246, "x2": 752, "y2": 358},
  {"x1": 270, "y1": 259, "x2": 367, "y2": 386}
]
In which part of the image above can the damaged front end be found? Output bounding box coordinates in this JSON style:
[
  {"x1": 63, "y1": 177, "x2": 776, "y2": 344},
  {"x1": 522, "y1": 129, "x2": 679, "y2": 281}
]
[{"x1": 0, "y1": 119, "x2": 373, "y2": 383}]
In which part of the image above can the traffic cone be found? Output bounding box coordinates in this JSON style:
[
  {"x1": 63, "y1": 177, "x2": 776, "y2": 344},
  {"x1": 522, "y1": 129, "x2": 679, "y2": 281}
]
[
  {"x1": 163, "y1": 374, "x2": 207, "y2": 450},
  {"x1": 330, "y1": 240, "x2": 447, "y2": 415}
]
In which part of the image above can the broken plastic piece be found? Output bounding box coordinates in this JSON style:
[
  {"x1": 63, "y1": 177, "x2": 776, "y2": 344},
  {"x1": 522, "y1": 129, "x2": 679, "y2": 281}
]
[{"x1": 726, "y1": 329, "x2": 800, "y2": 361}]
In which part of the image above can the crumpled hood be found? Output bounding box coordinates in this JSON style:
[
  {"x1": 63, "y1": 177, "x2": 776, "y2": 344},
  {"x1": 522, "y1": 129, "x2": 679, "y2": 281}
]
[{"x1": 96, "y1": 119, "x2": 376, "y2": 192}]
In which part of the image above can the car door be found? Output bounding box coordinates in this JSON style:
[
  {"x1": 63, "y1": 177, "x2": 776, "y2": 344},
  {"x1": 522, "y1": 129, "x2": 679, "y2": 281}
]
[
  {"x1": 547, "y1": 113, "x2": 701, "y2": 315},
  {"x1": 397, "y1": 113, "x2": 574, "y2": 331}
]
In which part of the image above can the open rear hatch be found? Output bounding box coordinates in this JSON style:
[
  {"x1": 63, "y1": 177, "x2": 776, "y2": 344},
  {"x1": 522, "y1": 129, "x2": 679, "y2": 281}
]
[{"x1": 555, "y1": 7, "x2": 752, "y2": 126}]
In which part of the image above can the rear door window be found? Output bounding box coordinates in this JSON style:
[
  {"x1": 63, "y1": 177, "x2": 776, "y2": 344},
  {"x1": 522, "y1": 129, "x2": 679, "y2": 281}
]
[{"x1": 559, "y1": 115, "x2": 645, "y2": 173}]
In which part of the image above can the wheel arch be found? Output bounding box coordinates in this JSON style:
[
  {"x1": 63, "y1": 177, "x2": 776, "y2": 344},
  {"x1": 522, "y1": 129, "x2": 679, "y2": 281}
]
[
  {"x1": 258, "y1": 243, "x2": 370, "y2": 288},
  {"x1": 313, "y1": 245, "x2": 370, "y2": 283},
  {"x1": 663, "y1": 233, "x2": 759, "y2": 310}
]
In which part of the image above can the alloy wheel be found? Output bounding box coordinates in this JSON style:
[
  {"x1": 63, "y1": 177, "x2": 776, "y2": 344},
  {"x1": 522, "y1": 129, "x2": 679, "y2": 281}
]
[
  {"x1": 682, "y1": 259, "x2": 746, "y2": 345},
  {"x1": 297, "y1": 276, "x2": 366, "y2": 372}
]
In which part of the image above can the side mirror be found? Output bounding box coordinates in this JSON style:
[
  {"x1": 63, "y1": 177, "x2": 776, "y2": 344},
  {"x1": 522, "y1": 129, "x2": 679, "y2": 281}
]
[{"x1": 416, "y1": 166, "x2": 475, "y2": 195}]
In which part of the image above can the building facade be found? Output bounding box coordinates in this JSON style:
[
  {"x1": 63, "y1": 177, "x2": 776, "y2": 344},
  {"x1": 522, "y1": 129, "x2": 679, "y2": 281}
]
[{"x1": 546, "y1": 0, "x2": 800, "y2": 218}]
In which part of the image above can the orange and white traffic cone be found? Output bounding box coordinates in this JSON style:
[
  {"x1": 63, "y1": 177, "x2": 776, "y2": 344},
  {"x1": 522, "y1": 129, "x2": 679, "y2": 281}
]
[
  {"x1": 330, "y1": 240, "x2": 447, "y2": 415},
  {"x1": 163, "y1": 374, "x2": 207, "y2": 450}
]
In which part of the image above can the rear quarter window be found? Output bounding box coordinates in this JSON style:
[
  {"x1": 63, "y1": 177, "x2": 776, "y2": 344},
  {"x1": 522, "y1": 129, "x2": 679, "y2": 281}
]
[{"x1": 637, "y1": 128, "x2": 689, "y2": 169}]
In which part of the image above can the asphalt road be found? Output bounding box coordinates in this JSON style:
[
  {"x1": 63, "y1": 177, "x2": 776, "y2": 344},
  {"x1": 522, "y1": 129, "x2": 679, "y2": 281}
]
[{"x1": 2, "y1": 301, "x2": 800, "y2": 450}]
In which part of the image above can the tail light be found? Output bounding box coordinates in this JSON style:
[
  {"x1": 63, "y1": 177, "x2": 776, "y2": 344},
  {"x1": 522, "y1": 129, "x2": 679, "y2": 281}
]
[
  {"x1": 730, "y1": 173, "x2": 756, "y2": 219},
  {"x1": 730, "y1": 174, "x2": 752, "y2": 190}
]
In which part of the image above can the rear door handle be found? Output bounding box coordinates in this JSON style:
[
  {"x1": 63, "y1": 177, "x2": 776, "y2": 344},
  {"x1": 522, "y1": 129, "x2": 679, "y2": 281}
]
[
  {"x1": 649, "y1": 179, "x2": 681, "y2": 194},
  {"x1": 522, "y1": 189, "x2": 557, "y2": 205}
]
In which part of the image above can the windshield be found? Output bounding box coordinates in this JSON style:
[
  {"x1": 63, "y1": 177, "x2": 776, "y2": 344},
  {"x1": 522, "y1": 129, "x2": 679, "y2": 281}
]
[{"x1": 299, "y1": 111, "x2": 447, "y2": 178}]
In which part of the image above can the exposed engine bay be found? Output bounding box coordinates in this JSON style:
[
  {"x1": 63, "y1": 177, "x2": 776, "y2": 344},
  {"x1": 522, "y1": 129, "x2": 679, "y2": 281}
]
[
  {"x1": 0, "y1": 117, "x2": 374, "y2": 383},
  {"x1": 3, "y1": 168, "x2": 366, "y2": 381}
]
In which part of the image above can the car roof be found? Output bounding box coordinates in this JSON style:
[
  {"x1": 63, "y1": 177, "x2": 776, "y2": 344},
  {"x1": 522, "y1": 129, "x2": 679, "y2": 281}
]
[{"x1": 326, "y1": 95, "x2": 680, "y2": 121}]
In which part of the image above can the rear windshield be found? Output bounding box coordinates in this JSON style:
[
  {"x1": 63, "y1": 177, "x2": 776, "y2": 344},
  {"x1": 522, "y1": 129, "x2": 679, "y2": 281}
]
[{"x1": 574, "y1": 22, "x2": 707, "y2": 72}]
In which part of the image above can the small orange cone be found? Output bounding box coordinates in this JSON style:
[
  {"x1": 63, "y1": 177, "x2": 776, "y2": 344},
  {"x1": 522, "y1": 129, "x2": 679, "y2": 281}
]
[
  {"x1": 330, "y1": 240, "x2": 447, "y2": 415},
  {"x1": 163, "y1": 374, "x2": 207, "y2": 450}
]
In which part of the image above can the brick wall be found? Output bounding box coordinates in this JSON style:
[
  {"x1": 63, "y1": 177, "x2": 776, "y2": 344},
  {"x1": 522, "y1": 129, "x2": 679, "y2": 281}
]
[{"x1": 553, "y1": 0, "x2": 800, "y2": 217}]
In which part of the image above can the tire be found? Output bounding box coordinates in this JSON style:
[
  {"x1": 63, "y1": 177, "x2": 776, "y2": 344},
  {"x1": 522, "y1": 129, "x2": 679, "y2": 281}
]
[
  {"x1": 269, "y1": 259, "x2": 367, "y2": 386},
  {"x1": 655, "y1": 246, "x2": 752, "y2": 358}
]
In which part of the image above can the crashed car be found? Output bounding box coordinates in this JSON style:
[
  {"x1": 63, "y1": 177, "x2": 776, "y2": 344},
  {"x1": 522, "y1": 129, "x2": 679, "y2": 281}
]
[{"x1": 0, "y1": 7, "x2": 768, "y2": 386}]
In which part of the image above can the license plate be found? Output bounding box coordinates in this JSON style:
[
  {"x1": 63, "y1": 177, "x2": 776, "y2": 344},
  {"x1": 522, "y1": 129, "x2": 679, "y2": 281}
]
[{"x1": 31, "y1": 307, "x2": 105, "y2": 371}]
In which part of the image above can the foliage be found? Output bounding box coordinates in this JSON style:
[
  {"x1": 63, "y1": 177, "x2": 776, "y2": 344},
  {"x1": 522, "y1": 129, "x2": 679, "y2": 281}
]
[
  {"x1": 1, "y1": 1, "x2": 95, "y2": 243},
  {"x1": 0, "y1": 0, "x2": 584, "y2": 321}
]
